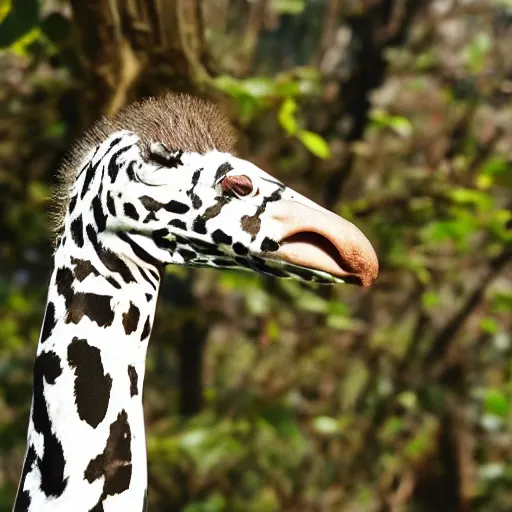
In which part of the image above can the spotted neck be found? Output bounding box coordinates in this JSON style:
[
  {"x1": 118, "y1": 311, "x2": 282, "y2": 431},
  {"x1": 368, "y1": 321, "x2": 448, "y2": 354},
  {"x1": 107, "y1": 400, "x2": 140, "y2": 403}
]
[{"x1": 14, "y1": 229, "x2": 159, "y2": 511}]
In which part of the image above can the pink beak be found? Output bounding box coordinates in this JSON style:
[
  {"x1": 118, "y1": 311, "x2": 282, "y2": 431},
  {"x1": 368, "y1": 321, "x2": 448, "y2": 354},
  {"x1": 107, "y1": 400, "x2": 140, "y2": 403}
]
[{"x1": 265, "y1": 200, "x2": 379, "y2": 287}]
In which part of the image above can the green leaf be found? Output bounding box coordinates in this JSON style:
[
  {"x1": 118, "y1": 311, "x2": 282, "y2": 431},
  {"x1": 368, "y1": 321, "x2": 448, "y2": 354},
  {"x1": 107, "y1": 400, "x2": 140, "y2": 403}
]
[
  {"x1": 421, "y1": 291, "x2": 439, "y2": 309},
  {"x1": 0, "y1": 0, "x2": 39, "y2": 48},
  {"x1": 397, "y1": 391, "x2": 417, "y2": 410},
  {"x1": 297, "y1": 130, "x2": 331, "y2": 159},
  {"x1": 447, "y1": 188, "x2": 493, "y2": 210},
  {"x1": 465, "y1": 32, "x2": 492, "y2": 73},
  {"x1": 312, "y1": 416, "x2": 341, "y2": 435},
  {"x1": 389, "y1": 116, "x2": 413, "y2": 137},
  {"x1": 370, "y1": 109, "x2": 413, "y2": 137},
  {"x1": 0, "y1": 0, "x2": 11, "y2": 24},
  {"x1": 274, "y1": 0, "x2": 306, "y2": 14},
  {"x1": 278, "y1": 97, "x2": 298, "y2": 135},
  {"x1": 480, "y1": 317, "x2": 498, "y2": 334},
  {"x1": 483, "y1": 388, "x2": 509, "y2": 418}
]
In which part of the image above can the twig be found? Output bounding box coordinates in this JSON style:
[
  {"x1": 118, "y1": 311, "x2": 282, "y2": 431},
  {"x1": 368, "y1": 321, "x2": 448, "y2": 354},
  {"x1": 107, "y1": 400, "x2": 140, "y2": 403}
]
[{"x1": 425, "y1": 246, "x2": 512, "y2": 368}]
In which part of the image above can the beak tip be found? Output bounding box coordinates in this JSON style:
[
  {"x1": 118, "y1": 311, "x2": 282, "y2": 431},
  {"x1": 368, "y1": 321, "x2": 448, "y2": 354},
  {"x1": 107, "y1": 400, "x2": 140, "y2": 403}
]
[{"x1": 350, "y1": 247, "x2": 379, "y2": 287}]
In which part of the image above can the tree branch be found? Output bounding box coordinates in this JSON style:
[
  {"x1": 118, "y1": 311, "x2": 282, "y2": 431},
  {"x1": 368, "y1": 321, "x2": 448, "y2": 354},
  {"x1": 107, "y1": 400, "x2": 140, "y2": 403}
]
[{"x1": 425, "y1": 246, "x2": 512, "y2": 368}]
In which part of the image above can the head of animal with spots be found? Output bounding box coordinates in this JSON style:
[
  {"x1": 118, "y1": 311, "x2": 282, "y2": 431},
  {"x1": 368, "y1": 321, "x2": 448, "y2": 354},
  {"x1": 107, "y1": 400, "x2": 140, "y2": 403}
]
[
  {"x1": 15, "y1": 93, "x2": 378, "y2": 512},
  {"x1": 53, "y1": 93, "x2": 378, "y2": 287}
]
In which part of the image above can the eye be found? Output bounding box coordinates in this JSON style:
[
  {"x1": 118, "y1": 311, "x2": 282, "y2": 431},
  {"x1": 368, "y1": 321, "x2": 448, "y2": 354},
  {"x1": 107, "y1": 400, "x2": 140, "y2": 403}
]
[
  {"x1": 220, "y1": 175, "x2": 258, "y2": 198},
  {"x1": 148, "y1": 142, "x2": 184, "y2": 168}
]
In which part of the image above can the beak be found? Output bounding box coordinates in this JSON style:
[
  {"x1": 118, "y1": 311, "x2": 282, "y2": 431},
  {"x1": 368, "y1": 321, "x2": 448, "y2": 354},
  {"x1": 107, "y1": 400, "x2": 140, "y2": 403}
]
[{"x1": 264, "y1": 200, "x2": 379, "y2": 287}]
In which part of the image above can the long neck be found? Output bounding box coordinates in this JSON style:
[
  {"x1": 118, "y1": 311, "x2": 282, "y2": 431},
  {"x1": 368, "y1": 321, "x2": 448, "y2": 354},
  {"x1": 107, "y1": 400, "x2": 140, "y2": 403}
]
[{"x1": 14, "y1": 231, "x2": 160, "y2": 511}]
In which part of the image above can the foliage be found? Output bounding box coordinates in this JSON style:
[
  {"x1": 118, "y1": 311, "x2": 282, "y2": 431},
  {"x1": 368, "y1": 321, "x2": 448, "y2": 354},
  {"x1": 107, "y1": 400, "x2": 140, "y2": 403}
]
[{"x1": 0, "y1": 1, "x2": 511, "y2": 511}]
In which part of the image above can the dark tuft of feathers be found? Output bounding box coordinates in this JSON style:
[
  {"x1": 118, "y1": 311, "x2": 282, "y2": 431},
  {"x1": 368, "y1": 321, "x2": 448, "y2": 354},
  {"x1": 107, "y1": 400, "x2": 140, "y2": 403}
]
[{"x1": 50, "y1": 93, "x2": 237, "y2": 245}]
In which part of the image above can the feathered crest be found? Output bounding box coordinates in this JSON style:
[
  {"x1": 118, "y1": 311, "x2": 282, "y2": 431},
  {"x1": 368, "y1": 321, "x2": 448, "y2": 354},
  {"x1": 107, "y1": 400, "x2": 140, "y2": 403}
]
[{"x1": 50, "y1": 93, "x2": 237, "y2": 244}]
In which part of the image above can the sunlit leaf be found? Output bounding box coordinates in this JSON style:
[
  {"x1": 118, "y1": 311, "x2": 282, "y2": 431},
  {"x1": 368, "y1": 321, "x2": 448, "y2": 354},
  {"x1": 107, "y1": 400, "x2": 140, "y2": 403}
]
[
  {"x1": 274, "y1": 0, "x2": 306, "y2": 14},
  {"x1": 465, "y1": 33, "x2": 492, "y2": 73},
  {"x1": 278, "y1": 97, "x2": 298, "y2": 135},
  {"x1": 312, "y1": 416, "x2": 340, "y2": 435},
  {"x1": 0, "y1": 0, "x2": 11, "y2": 24},
  {"x1": 297, "y1": 130, "x2": 331, "y2": 159},
  {"x1": 483, "y1": 388, "x2": 509, "y2": 418},
  {"x1": 0, "y1": 0, "x2": 39, "y2": 48}
]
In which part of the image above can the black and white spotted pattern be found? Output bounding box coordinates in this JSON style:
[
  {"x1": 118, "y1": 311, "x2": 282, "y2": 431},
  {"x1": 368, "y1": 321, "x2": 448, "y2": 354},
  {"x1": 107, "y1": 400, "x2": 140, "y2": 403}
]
[{"x1": 15, "y1": 106, "x2": 353, "y2": 511}]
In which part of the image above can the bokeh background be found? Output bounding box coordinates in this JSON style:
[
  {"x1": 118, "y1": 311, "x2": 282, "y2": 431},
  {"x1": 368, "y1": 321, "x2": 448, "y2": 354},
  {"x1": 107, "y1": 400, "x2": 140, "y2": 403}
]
[{"x1": 1, "y1": 1, "x2": 511, "y2": 510}]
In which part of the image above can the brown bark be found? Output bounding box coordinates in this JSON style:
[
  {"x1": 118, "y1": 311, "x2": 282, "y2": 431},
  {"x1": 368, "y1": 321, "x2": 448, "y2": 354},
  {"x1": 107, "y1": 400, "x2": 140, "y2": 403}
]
[{"x1": 69, "y1": 0, "x2": 213, "y2": 119}]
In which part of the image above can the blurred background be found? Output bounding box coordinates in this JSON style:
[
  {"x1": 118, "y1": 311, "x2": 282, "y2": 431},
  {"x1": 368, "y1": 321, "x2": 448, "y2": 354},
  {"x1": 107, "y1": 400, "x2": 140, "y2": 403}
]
[{"x1": 0, "y1": 0, "x2": 511, "y2": 510}]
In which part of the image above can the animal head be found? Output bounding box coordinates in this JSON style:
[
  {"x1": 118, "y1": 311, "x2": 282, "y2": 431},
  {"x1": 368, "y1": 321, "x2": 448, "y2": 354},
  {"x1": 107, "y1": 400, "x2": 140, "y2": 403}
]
[{"x1": 53, "y1": 94, "x2": 378, "y2": 286}]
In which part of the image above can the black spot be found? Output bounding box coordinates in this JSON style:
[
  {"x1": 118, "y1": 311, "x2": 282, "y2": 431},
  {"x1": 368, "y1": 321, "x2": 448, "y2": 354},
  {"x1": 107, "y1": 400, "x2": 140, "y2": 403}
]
[
  {"x1": 178, "y1": 248, "x2": 197, "y2": 261},
  {"x1": 139, "y1": 196, "x2": 163, "y2": 212},
  {"x1": 233, "y1": 242, "x2": 249, "y2": 256},
  {"x1": 71, "y1": 257, "x2": 100, "y2": 282},
  {"x1": 13, "y1": 444, "x2": 36, "y2": 511},
  {"x1": 68, "y1": 195, "x2": 77, "y2": 214},
  {"x1": 123, "y1": 302, "x2": 140, "y2": 335},
  {"x1": 58, "y1": 278, "x2": 115, "y2": 327},
  {"x1": 148, "y1": 146, "x2": 184, "y2": 168},
  {"x1": 55, "y1": 267, "x2": 74, "y2": 304},
  {"x1": 234, "y1": 256, "x2": 253, "y2": 269},
  {"x1": 186, "y1": 169, "x2": 203, "y2": 209},
  {"x1": 138, "y1": 267, "x2": 158, "y2": 291},
  {"x1": 118, "y1": 233, "x2": 165, "y2": 278},
  {"x1": 190, "y1": 195, "x2": 202, "y2": 208},
  {"x1": 40, "y1": 302, "x2": 56, "y2": 343},
  {"x1": 169, "y1": 219, "x2": 186, "y2": 230},
  {"x1": 86, "y1": 224, "x2": 99, "y2": 247},
  {"x1": 84, "y1": 410, "x2": 132, "y2": 499},
  {"x1": 260, "y1": 237, "x2": 279, "y2": 252},
  {"x1": 105, "y1": 276, "x2": 122, "y2": 290},
  {"x1": 68, "y1": 337, "x2": 112, "y2": 428},
  {"x1": 71, "y1": 215, "x2": 84, "y2": 247},
  {"x1": 145, "y1": 293, "x2": 152, "y2": 302},
  {"x1": 141, "y1": 316, "x2": 151, "y2": 341},
  {"x1": 106, "y1": 191, "x2": 116, "y2": 216},
  {"x1": 151, "y1": 228, "x2": 177, "y2": 252},
  {"x1": 126, "y1": 161, "x2": 136, "y2": 181},
  {"x1": 128, "y1": 365, "x2": 138, "y2": 396},
  {"x1": 192, "y1": 216, "x2": 207, "y2": 234},
  {"x1": 211, "y1": 229, "x2": 232, "y2": 245},
  {"x1": 68, "y1": 294, "x2": 114, "y2": 327},
  {"x1": 32, "y1": 350, "x2": 68, "y2": 497},
  {"x1": 32, "y1": 351, "x2": 62, "y2": 433},
  {"x1": 98, "y1": 248, "x2": 136, "y2": 284},
  {"x1": 89, "y1": 502, "x2": 104, "y2": 512},
  {"x1": 124, "y1": 203, "x2": 139, "y2": 220},
  {"x1": 215, "y1": 162, "x2": 233, "y2": 181},
  {"x1": 107, "y1": 136, "x2": 123, "y2": 153},
  {"x1": 92, "y1": 196, "x2": 107, "y2": 232},
  {"x1": 213, "y1": 258, "x2": 234, "y2": 267},
  {"x1": 189, "y1": 244, "x2": 224, "y2": 257},
  {"x1": 164, "y1": 200, "x2": 190, "y2": 214},
  {"x1": 143, "y1": 212, "x2": 157, "y2": 223},
  {"x1": 108, "y1": 145, "x2": 131, "y2": 182},
  {"x1": 81, "y1": 163, "x2": 95, "y2": 199}
]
